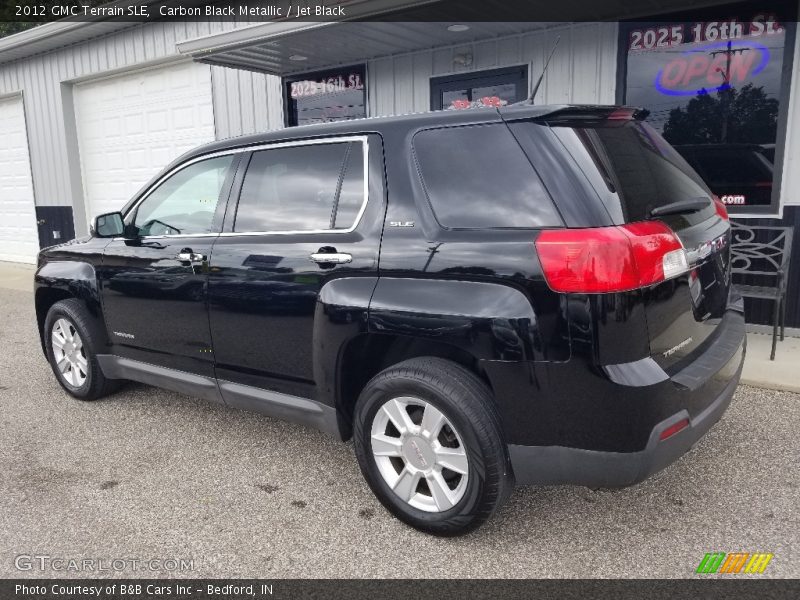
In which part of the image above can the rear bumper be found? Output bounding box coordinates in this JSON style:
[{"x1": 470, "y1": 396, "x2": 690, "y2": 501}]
[{"x1": 508, "y1": 312, "x2": 746, "y2": 487}]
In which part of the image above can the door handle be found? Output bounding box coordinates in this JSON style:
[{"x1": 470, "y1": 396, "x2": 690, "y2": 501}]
[
  {"x1": 177, "y1": 251, "x2": 205, "y2": 263},
  {"x1": 309, "y1": 252, "x2": 352, "y2": 264}
]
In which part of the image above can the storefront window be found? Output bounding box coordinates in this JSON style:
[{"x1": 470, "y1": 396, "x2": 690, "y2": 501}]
[
  {"x1": 284, "y1": 64, "x2": 366, "y2": 127},
  {"x1": 621, "y1": 12, "x2": 793, "y2": 214},
  {"x1": 430, "y1": 66, "x2": 528, "y2": 111}
]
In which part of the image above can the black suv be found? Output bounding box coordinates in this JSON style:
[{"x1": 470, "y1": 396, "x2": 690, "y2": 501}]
[{"x1": 35, "y1": 105, "x2": 745, "y2": 536}]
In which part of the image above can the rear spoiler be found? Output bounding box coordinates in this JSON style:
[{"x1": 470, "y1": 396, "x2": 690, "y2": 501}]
[{"x1": 500, "y1": 104, "x2": 647, "y2": 123}]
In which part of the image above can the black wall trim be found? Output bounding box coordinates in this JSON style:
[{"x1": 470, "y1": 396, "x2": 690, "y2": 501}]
[{"x1": 36, "y1": 206, "x2": 75, "y2": 249}]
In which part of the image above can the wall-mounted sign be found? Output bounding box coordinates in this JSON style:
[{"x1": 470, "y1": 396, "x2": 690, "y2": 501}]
[
  {"x1": 289, "y1": 72, "x2": 364, "y2": 99},
  {"x1": 628, "y1": 16, "x2": 783, "y2": 51},
  {"x1": 626, "y1": 15, "x2": 783, "y2": 98},
  {"x1": 284, "y1": 64, "x2": 367, "y2": 127},
  {"x1": 655, "y1": 40, "x2": 770, "y2": 96}
]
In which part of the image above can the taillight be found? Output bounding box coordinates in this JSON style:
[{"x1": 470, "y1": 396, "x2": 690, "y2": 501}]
[
  {"x1": 535, "y1": 221, "x2": 688, "y2": 293},
  {"x1": 712, "y1": 195, "x2": 729, "y2": 221}
]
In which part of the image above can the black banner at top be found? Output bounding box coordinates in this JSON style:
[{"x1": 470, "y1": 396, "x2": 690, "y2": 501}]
[{"x1": 1, "y1": 0, "x2": 798, "y2": 24}]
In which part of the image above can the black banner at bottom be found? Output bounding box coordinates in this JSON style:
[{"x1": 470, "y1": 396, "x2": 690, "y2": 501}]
[{"x1": 3, "y1": 579, "x2": 800, "y2": 600}]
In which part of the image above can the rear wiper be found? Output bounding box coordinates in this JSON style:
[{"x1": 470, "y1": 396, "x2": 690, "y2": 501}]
[{"x1": 649, "y1": 198, "x2": 710, "y2": 218}]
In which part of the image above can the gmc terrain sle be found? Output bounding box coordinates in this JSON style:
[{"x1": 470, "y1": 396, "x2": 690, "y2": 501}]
[{"x1": 35, "y1": 105, "x2": 745, "y2": 535}]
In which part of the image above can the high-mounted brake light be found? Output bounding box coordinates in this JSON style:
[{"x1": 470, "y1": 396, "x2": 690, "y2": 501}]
[
  {"x1": 606, "y1": 107, "x2": 636, "y2": 120},
  {"x1": 712, "y1": 195, "x2": 729, "y2": 221},
  {"x1": 535, "y1": 221, "x2": 688, "y2": 294}
]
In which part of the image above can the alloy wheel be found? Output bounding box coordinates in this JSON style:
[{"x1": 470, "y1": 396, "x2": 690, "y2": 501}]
[
  {"x1": 370, "y1": 396, "x2": 469, "y2": 512},
  {"x1": 51, "y1": 318, "x2": 88, "y2": 388}
]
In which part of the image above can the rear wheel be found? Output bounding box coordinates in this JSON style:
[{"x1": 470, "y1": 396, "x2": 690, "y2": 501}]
[
  {"x1": 44, "y1": 299, "x2": 119, "y2": 401},
  {"x1": 353, "y1": 357, "x2": 514, "y2": 536}
]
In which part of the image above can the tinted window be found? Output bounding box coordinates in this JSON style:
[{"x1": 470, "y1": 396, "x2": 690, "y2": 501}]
[
  {"x1": 133, "y1": 155, "x2": 233, "y2": 236},
  {"x1": 551, "y1": 120, "x2": 712, "y2": 223},
  {"x1": 413, "y1": 124, "x2": 561, "y2": 229},
  {"x1": 234, "y1": 141, "x2": 364, "y2": 233},
  {"x1": 622, "y1": 16, "x2": 789, "y2": 211}
]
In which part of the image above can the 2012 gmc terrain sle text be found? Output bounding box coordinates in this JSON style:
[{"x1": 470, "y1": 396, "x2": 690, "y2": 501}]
[{"x1": 34, "y1": 104, "x2": 745, "y2": 536}]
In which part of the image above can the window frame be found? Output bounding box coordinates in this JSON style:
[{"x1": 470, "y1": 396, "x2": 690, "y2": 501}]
[
  {"x1": 227, "y1": 135, "x2": 370, "y2": 236},
  {"x1": 121, "y1": 136, "x2": 369, "y2": 239}
]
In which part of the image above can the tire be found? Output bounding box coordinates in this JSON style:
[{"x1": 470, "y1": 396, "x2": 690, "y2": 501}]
[
  {"x1": 44, "y1": 299, "x2": 120, "y2": 401},
  {"x1": 353, "y1": 357, "x2": 514, "y2": 536}
]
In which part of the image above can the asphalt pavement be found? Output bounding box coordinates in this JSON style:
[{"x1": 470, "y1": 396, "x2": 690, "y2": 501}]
[{"x1": 0, "y1": 286, "x2": 797, "y2": 578}]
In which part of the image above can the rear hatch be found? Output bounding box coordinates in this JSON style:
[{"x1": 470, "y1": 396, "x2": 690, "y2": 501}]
[{"x1": 543, "y1": 112, "x2": 732, "y2": 370}]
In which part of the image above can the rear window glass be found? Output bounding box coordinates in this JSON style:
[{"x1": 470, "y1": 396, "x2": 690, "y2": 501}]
[
  {"x1": 678, "y1": 148, "x2": 772, "y2": 187},
  {"x1": 550, "y1": 120, "x2": 712, "y2": 223},
  {"x1": 413, "y1": 123, "x2": 561, "y2": 229}
]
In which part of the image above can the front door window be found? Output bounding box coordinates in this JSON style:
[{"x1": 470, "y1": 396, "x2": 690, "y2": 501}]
[{"x1": 132, "y1": 155, "x2": 234, "y2": 236}]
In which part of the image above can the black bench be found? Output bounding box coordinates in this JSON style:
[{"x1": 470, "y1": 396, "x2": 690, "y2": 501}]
[{"x1": 730, "y1": 223, "x2": 794, "y2": 360}]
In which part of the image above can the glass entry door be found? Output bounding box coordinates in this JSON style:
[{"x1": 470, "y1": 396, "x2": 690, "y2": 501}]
[{"x1": 430, "y1": 66, "x2": 529, "y2": 111}]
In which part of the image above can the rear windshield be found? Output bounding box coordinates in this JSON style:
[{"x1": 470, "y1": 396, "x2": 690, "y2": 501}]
[
  {"x1": 550, "y1": 120, "x2": 713, "y2": 223},
  {"x1": 413, "y1": 123, "x2": 562, "y2": 229}
]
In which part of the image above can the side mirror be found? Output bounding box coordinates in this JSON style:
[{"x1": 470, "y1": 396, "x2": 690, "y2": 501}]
[{"x1": 92, "y1": 212, "x2": 125, "y2": 238}]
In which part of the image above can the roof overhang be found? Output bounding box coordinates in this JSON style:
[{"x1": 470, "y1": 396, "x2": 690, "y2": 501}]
[
  {"x1": 0, "y1": 20, "x2": 135, "y2": 66},
  {"x1": 177, "y1": 20, "x2": 560, "y2": 76},
  {"x1": 176, "y1": 0, "x2": 737, "y2": 77}
]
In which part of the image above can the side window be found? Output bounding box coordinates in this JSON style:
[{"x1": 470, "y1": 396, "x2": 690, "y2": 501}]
[
  {"x1": 133, "y1": 155, "x2": 234, "y2": 236},
  {"x1": 413, "y1": 123, "x2": 561, "y2": 229},
  {"x1": 234, "y1": 141, "x2": 365, "y2": 233}
]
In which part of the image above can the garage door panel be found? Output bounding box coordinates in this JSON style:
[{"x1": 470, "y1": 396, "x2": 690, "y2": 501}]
[
  {"x1": 75, "y1": 62, "x2": 215, "y2": 222},
  {"x1": 0, "y1": 95, "x2": 39, "y2": 264}
]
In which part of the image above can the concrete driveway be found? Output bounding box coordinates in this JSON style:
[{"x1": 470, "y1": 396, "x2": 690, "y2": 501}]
[{"x1": 0, "y1": 284, "x2": 798, "y2": 578}]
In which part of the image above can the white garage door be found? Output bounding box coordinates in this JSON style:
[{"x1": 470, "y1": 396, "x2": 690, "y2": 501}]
[
  {"x1": 0, "y1": 95, "x2": 39, "y2": 264},
  {"x1": 74, "y1": 61, "x2": 216, "y2": 224}
]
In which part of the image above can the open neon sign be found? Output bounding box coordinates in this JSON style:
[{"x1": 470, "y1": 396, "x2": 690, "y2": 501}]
[{"x1": 654, "y1": 41, "x2": 770, "y2": 96}]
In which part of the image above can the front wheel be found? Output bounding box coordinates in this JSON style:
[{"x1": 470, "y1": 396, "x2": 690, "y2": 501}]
[
  {"x1": 44, "y1": 299, "x2": 119, "y2": 401},
  {"x1": 353, "y1": 357, "x2": 514, "y2": 536}
]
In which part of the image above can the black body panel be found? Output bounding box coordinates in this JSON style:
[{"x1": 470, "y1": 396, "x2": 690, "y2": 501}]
[
  {"x1": 98, "y1": 236, "x2": 218, "y2": 377},
  {"x1": 34, "y1": 236, "x2": 111, "y2": 353}
]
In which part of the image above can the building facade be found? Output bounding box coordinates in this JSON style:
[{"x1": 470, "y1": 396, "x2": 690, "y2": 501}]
[{"x1": 0, "y1": 2, "x2": 798, "y2": 326}]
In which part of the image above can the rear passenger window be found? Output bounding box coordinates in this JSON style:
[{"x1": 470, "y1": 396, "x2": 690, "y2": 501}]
[
  {"x1": 413, "y1": 123, "x2": 561, "y2": 229},
  {"x1": 234, "y1": 140, "x2": 365, "y2": 233}
]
